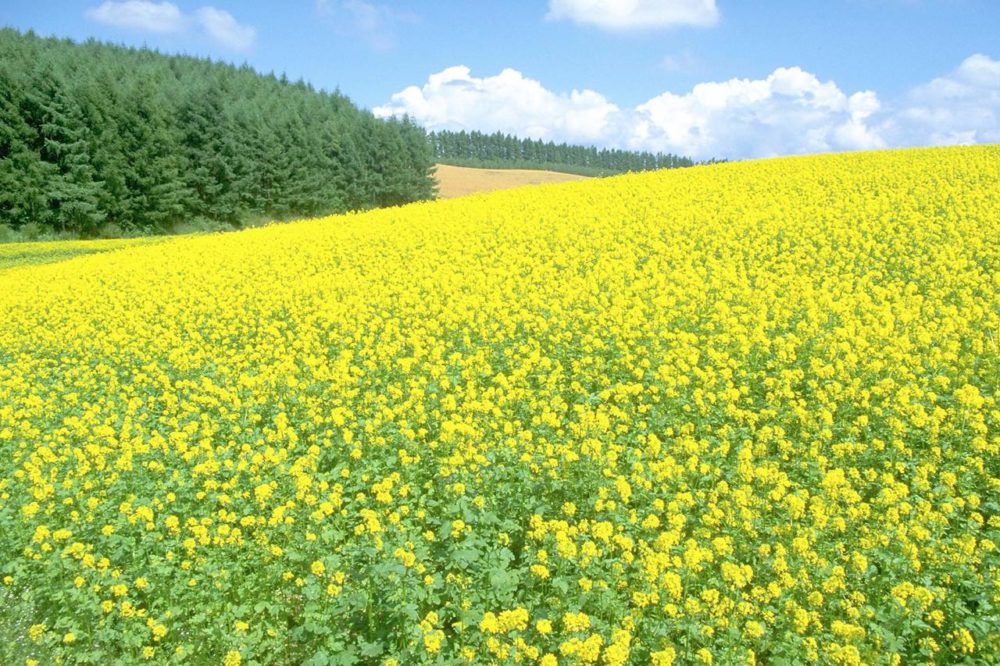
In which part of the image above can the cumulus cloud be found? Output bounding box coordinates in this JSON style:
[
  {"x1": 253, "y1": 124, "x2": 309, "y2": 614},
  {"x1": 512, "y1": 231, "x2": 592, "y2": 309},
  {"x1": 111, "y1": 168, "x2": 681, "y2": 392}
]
[
  {"x1": 546, "y1": 0, "x2": 719, "y2": 30},
  {"x1": 374, "y1": 64, "x2": 882, "y2": 159},
  {"x1": 883, "y1": 54, "x2": 1000, "y2": 146},
  {"x1": 630, "y1": 67, "x2": 885, "y2": 158},
  {"x1": 86, "y1": 1, "x2": 255, "y2": 51},
  {"x1": 374, "y1": 66, "x2": 619, "y2": 143},
  {"x1": 376, "y1": 55, "x2": 999, "y2": 160}
]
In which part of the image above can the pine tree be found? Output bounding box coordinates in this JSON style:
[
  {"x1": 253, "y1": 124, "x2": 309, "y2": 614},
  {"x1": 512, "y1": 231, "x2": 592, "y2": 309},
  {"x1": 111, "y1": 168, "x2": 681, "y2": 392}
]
[
  {"x1": 0, "y1": 28, "x2": 436, "y2": 235},
  {"x1": 37, "y1": 79, "x2": 106, "y2": 234}
]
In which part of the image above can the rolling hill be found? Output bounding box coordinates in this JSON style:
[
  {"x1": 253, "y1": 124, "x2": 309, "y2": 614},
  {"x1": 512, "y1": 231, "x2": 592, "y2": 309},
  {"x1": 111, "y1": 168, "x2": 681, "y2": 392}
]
[
  {"x1": 0, "y1": 146, "x2": 997, "y2": 665},
  {"x1": 433, "y1": 163, "x2": 590, "y2": 199}
]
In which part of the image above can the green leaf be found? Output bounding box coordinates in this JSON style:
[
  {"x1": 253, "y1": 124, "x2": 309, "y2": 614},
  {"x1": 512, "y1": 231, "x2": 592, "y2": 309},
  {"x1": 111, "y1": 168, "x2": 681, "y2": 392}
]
[
  {"x1": 451, "y1": 548, "x2": 479, "y2": 569},
  {"x1": 358, "y1": 640, "x2": 384, "y2": 658},
  {"x1": 303, "y1": 648, "x2": 330, "y2": 666}
]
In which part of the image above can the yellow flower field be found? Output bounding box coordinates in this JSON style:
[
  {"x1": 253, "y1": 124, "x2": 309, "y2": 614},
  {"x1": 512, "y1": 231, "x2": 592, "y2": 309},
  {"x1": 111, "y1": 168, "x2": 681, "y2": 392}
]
[
  {"x1": 0, "y1": 146, "x2": 997, "y2": 665},
  {"x1": 0, "y1": 237, "x2": 161, "y2": 272}
]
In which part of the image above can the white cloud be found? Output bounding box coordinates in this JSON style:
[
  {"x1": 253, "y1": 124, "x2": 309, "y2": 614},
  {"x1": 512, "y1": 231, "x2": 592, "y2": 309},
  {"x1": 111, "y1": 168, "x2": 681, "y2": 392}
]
[
  {"x1": 374, "y1": 66, "x2": 619, "y2": 143},
  {"x1": 631, "y1": 67, "x2": 885, "y2": 158},
  {"x1": 547, "y1": 0, "x2": 719, "y2": 30},
  {"x1": 883, "y1": 54, "x2": 1000, "y2": 146},
  {"x1": 376, "y1": 55, "x2": 999, "y2": 160},
  {"x1": 86, "y1": 1, "x2": 255, "y2": 51},
  {"x1": 194, "y1": 6, "x2": 256, "y2": 51},
  {"x1": 316, "y1": 0, "x2": 418, "y2": 51},
  {"x1": 86, "y1": 1, "x2": 185, "y2": 33}
]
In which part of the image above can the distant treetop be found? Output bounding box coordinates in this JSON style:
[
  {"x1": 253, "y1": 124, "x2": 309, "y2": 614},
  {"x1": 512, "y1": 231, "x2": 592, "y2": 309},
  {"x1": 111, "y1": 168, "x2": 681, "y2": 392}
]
[{"x1": 427, "y1": 129, "x2": 705, "y2": 176}]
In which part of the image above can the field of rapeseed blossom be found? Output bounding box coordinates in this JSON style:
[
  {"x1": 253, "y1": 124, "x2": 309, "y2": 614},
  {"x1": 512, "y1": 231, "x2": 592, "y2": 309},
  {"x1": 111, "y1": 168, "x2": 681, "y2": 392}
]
[
  {"x1": 0, "y1": 145, "x2": 997, "y2": 665},
  {"x1": 0, "y1": 237, "x2": 161, "y2": 272}
]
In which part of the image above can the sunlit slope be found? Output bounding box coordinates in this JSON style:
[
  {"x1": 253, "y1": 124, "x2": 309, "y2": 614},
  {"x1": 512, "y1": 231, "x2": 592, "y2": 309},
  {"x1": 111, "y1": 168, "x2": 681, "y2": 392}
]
[
  {"x1": 0, "y1": 146, "x2": 997, "y2": 665},
  {"x1": 0, "y1": 237, "x2": 162, "y2": 272},
  {"x1": 434, "y1": 163, "x2": 589, "y2": 198}
]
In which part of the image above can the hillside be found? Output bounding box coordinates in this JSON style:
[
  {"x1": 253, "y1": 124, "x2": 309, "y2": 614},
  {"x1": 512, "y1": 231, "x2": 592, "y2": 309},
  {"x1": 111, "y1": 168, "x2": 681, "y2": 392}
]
[
  {"x1": 0, "y1": 237, "x2": 159, "y2": 271},
  {"x1": 433, "y1": 163, "x2": 589, "y2": 198},
  {"x1": 0, "y1": 146, "x2": 997, "y2": 665},
  {"x1": 0, "y1": 28, "x2": 434, "y2": 236}
]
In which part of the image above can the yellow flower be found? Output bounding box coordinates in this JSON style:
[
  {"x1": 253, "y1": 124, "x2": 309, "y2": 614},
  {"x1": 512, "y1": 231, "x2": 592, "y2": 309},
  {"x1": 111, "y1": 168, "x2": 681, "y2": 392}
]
[
  {"x1": 744, "y1": 621, "x2": 766, "y2": 639},
  {"x1": 423, "y1": 630, "x2": 444, "y2": 654},
  {"x1": 223, "y1": 650, "x2": 242, "y2": 666},
  {"x1": 953, "y1": 628, "x2": 976, "y2": 654},
  {"x1": 497, "y1": 608, "x2": 529, "y2": 633},
  {"x1": 479, "y1": 612, "x2": 499, "y2": 634},
  {"x1": 651, "y1": 647, "x2": 677, "y2": 666},
  {"x1": 562, "y1": 612, "x2": 590, "y2": 632}
]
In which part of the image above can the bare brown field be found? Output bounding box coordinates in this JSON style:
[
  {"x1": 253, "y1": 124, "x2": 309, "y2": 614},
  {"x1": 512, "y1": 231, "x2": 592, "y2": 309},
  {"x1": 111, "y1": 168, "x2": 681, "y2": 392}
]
[{"x1": 433, "y1": 163, "x2": 590, "y2": 199}]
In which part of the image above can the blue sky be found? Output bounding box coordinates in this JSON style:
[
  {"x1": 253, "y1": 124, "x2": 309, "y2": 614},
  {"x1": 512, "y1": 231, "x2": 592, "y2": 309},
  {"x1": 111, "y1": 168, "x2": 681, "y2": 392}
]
[{"x1": 3, "y1": 1, "x2": 998, "y2": 159}]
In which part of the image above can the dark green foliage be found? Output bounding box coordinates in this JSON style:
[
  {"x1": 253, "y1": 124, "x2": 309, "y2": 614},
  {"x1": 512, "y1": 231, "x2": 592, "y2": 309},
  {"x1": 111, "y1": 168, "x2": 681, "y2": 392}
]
[
  {"x1": 0, "y1": 28, "x2": 435, "y2": 236},
  {"x1": 428, "y1": 129, "x2": 710, "y2": 176}
]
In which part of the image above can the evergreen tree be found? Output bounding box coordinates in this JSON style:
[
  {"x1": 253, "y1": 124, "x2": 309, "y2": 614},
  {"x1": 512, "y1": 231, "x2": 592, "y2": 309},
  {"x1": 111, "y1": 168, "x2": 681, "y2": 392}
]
[
  {"x1": 0, "y1": 28, "x2": 435, "y2": 236},
  {"x1": 427, "y1": 129, "x2": 708, "y2": 176},
  {"x1": 36, "y1": 75, "x2": 106, "y2": 233}
]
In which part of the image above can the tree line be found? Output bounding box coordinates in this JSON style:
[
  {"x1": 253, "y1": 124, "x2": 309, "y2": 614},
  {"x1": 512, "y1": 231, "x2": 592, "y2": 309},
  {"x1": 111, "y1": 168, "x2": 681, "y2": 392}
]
[
  {"x1": 428, "y1": 130, "x2": 703, "y2": 176},
  {"x1": 0, "y1": 28, "x2": 435, "y2": 237}
]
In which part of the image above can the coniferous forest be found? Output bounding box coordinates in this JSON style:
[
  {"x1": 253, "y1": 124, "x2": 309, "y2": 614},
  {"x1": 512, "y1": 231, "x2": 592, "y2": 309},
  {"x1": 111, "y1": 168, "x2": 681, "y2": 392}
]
[
  {"x1": 0, "y1": 29, "x2": 435, "y2": 236},
  {"x1": 428, "y1": 130, "x2": 699, "y2": 176}
]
